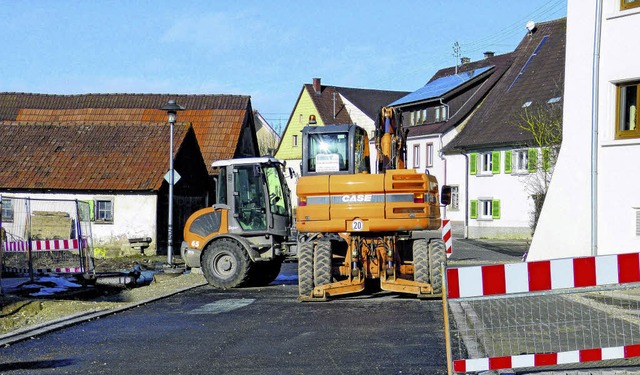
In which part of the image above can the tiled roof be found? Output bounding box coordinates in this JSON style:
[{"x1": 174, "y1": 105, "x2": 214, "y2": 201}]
[
  {"x1": 304, "y1": 84, "x2": 353, "y2": 124},
  {"x1": 335, "y1": 87, "x2": 410, "y2": 120},
  {"x1": 0, "y1": 122, "x2": 192, "y2": 191},
  {"x1": 444, "y1": 18, "x2": 566, "y2": 151},
  {"x1": 405, "y1": 52, "x2": 515, "y2": 138},
  {"x1": 0, "y1": 93, "x2": 252, "y2": 173}
]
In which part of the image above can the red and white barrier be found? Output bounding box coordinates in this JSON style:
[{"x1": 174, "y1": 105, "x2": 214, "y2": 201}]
[
  {"x1": 2, "y1": 239, "x2": 81, "y2": 252},
  {"x1": 442, "y1": 219, "x2": 452, "y2": 258},
  {"x1": 447, "y1": 252, "x2": 640, "y2": 299},
  {"x1": 454, "y1": 343, "x2": 640, "y2": 373},
  {"x1": 3, "y1": 266, "x2": 83, "y2": 274}
]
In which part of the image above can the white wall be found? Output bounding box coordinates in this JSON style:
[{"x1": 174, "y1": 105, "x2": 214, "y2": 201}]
[
  {"x1": 528, "y1": 0, "x2": 640, "y2": 260},
  {"x1": 1, "y1": 192, "x2": 157, "y2": 252}
]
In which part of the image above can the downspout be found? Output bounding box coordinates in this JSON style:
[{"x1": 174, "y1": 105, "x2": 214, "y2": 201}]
[
  {"x1": 437, "y1": 133, "x2": 446, "y2": 219},
  {"x1": 591, "y1": 0, "x2": 603, "y2": 256},
  {"x1": 463, "y1": 151, "x2": 469, "y2": 239}
]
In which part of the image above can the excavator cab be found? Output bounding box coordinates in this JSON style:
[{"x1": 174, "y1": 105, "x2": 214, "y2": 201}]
[{"x1": 301, "y1": 124, "x2": 370, "y2": 176}]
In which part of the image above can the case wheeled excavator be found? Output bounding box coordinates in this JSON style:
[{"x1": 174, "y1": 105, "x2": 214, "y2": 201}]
[{"x1": 296, "y1": 108, "x2": 451, "y2": 301}]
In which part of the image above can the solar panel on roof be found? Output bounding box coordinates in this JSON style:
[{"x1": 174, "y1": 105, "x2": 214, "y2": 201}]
[{"x1": 390, "y1": 66, "x2": 494, "y2": 106}]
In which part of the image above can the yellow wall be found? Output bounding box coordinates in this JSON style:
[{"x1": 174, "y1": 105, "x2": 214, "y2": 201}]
[{"x1": 275, "y1": 89, "x2": 323, "y2": 160}]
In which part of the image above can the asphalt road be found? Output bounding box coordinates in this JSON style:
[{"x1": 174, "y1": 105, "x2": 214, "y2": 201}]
[
  {"x1": 0, "y1": 238, "x2": 528, "y2": 374},
  {"x1": 0, "y1": 262, "x2": 450, "y2": 375}
]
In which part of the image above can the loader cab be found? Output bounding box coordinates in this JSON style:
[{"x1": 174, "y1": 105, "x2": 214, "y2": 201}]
[
  {"x1": 301, "y1": 124, "x2": 371, "y2": 177},
  {"x1": 213, "y1": 157, "x2": 291, "y2": 236}
]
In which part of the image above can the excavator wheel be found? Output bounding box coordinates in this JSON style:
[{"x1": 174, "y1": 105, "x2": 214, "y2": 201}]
[
  {"x1": 201, "y1": 238, "x2": 252, "y2": 289},
  {"x1": 298, "y1": 241, "x2": 314, "y2": 296},
  {"x1": 428, "y1": 239, "x2": 446, "y2": 294},
  {"x1": 413, "y1": 239, "x2": 429, "y2": 284},
  {"x1": 313, "y1": 240, "x2": 332, "y2": 287}
]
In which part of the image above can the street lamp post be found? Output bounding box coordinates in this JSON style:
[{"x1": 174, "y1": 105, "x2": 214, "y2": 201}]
[{"x1": 160, "y1": 99, "x2": 184, "y2": 265}]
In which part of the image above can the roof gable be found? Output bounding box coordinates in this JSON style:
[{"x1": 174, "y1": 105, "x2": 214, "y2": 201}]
[{"x1": 0, "y1": 122, "x2": 193, "y2": 191}]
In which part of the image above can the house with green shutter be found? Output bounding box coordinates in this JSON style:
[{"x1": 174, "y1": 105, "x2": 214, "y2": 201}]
[{"x1": 444, "y1": 18, "x2": 566, "y2": 239}]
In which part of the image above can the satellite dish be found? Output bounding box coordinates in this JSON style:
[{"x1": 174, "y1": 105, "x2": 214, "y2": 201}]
[{"x1": 526, "y1": 20, "x2": 536, "y2": 32}]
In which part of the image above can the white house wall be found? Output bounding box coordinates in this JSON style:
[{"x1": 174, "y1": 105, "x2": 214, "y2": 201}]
[
  {"x1": 528, "y1": 0, "x2": 640, "y2": 260},
  {"x1": 1, "y1": 192, "x2": 157, "y2": 254}
]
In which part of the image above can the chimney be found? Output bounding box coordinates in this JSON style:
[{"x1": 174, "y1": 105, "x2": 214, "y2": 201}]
[
  {"x1": 312, "y1": 77, "x2": 322, "y2": 96},
  {"x1": 483, "y1": 51, "x2": 494, "y2": 59},
  {"x1": 460, "y1": 57, "x2": 471, "y2": 65}
]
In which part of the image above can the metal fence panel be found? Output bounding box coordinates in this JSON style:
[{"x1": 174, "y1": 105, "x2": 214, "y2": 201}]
[
  {"x1": 444, "y1": 253, "x2": 640, "y2": 373},
  {"x1": 1, "y1": 196, "x2": 94, "y2": 277}
]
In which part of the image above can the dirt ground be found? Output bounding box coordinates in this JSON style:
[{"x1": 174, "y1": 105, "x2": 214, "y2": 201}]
[{"x1": 0, "y1": 255, "x2": 206, "y2": 336}]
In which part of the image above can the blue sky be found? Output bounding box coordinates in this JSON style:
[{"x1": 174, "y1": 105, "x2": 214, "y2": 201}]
[{"x1": 2, "y1": 0, "x2": 566, "y2": 133}]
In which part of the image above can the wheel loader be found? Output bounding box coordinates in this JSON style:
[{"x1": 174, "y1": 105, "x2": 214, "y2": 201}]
[
  {"x1": 296, "y1": 108, "x2": 451, "y2": 301},
  {"x1": 181, "y1": 157, "x2": 296, "y2": 288}
]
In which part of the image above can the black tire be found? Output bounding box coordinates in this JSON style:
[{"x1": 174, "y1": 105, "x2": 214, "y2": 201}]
[
  {"x1": 428, "y1": 239, "x2": 446, "y2": 294},
  {"x1": 413, "y1": 238, "x2": 429, "y2": 284},
  {"x1": 201, "y1": 238, "x2": 252, "y2": 289},
  {"x1": 313, "y1": 240, "x2": 332, "y2": 287},
  {"x1": 250, "y1": 259, "x2": 283, "y2": 286},
  {"x1": 298, "y1": 241, "x2": 314, "y2": 296}
]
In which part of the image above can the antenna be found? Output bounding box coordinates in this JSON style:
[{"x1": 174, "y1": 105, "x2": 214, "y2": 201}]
[{"x1": 452, "y1": 41, "x2": 461, "y2": 74}]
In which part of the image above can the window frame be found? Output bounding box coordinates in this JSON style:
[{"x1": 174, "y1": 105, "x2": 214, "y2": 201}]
[
  {"x1": 621, "y1": 0, "x2": 640, "y2": 10},
  {"x1": 413, "y1": 144, "x2": 420, "y2": 168},
  {"x1": 478, "y1": 199, "x2": 493, "y2": 220},
  {"x1": 425, "y1": 143, "x2": 434, "y2": 168},
  {"x1": 94, "y1": 198, "x2": 114, "y2": 224},
  {"x1": 293, "y1": 134, "x2": 299, "y2": 147},
  {"x1": 479, "y1": 152, "x2": 493, "y2": 175},
  {"x1": 1, "y1": 198, "x2": 13, "y2": 222},
  {"x1": 449, "y1": 185, "x2": 459, "y2": 211},
  {"x1": 615, "y1": 81, "x2": 640, "y2": 139},
  {"x1": 513, "y1": 149, "x2": 529, "y2": 174}
]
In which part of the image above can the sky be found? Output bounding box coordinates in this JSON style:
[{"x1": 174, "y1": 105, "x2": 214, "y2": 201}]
[{"x1": 2, "y1": 0, "x2": 566, "y2": 134}]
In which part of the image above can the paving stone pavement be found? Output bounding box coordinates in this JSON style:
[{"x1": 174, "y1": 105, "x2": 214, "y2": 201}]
[{"x1": 446, "y1": 238, "x2": 640, "y2": 374}]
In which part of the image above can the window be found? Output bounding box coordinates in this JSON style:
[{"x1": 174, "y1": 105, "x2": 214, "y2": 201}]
[
  {"x1": 425, "y1": 143, "x2": 434, "y2": 167},
  {"x1": 95, "y1": 199, "x2": 114, "y2": 223},
  {"x1": 622, "y1": 0, "x2": 640, "y2": 10},
  {"x1": 470, "y1": 151, "x2": 500, "y2": 175},
  {"x1": 410, "y1": 111, "x2": 416, "y2": 126},
  {"x1": 470, "y1": 199, "x2": 501, "y2": 220},
  {"x1": 413, "y1": 144, "x2": 420, "y2": 168},
  {"x1": 435, "y1": 105, "x2": 448, "y2": 122},
  {"x1": 511, "y1": 149, "x2": 529, "y2": 174},
  {"x1": 450, "y1": 186, "x2": 459, "y2": 211},
  {"x1": 293, "y1": 134, "x2": 299, "y2": 147},
  {"x1": 1, "y1": 198, "x2": 13, "y2": 222},
  {"x1": 616, "y1": 82, "x2": 639, "y2": 139}
]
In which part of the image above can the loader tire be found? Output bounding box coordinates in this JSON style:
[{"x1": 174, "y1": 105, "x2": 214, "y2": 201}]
[
  {"x1": 413, "y1": 239, "x2": 429, "y2": 284},
  {"x1": 298, "y1": 241, "x2": 314, "y2": 296},
  {"x1": 313, "y1": 240, "x2": 332, "y2": 287},
  {"x1": 201, "y1": 238, "x2": 252, "y2": 289},
  {"x1": 428, "y1": 239, "x2": 446, "y2": 294}
]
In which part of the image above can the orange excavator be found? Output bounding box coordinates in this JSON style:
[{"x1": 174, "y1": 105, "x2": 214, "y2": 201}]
[{"x1": 295, "y1": 107, "x2": 451, "y2": 300}]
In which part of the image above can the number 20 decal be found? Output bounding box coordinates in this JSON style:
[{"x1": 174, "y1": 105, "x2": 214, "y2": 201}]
[{"x1": 351, "y1": 219, "x2": 364, "y2": 231}]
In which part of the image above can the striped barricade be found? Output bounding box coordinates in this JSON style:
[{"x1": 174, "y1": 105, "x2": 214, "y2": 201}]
[
  {"x1": 442, "y1": 219, "x2": 453, "y2": 258},
  {"x1": 444, "y1": 252, "x2": 640, "y2": 373},
  {"x1": 2, "y1": 239, "x2": 82, "y2": 252}
]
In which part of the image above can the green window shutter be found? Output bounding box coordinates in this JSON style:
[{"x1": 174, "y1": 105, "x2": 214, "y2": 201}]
[
  {"x1": 470, "y1": 200, "x2": 478, "y2": 219},
  {"x1": 528, "y1": 149, "x2": 538, "y2": 173},
  {"x1": 504, "y1": 150, "x2": 512, "y2": 174},
  {"x1": 469, "y1": 153, "x2": 477, "y2": 175},
  {"x1": 542, "y1": 148, "x2": 551, "y2": 172},
  {"x1": 492, "y1": 199, "x2": 501, "y2": 219},
  {"x1": 492, "y1": 151, "x2": 501, "y2": 174}
]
